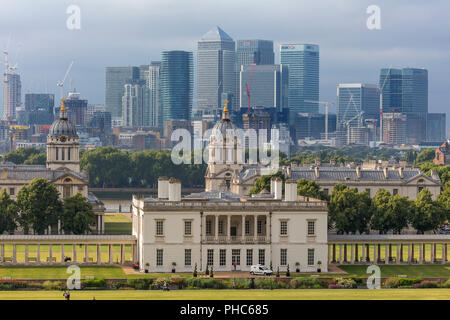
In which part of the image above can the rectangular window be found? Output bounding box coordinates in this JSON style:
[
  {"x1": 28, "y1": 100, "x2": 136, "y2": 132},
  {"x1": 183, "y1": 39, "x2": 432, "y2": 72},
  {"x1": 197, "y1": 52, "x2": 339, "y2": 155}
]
[
  {"x1": 258, "y1": 249, "x2": 265, "y2": 265},
  {"x1": 418, "y1": 186, "x2": 424, "y2": 193},
  {"x1": 308, "y1": 249, "x2": 315, "y2": 266},
  {"x1": 365, "y1": 188, "x2": 371, "y2": 196},
  {"x1": 257, "y1": 220, "x2": 263, "y2": 235},
  {"x1": 393, "y1": 189, "x2": 398, "y2": 196},
  {"x1": 220, "y1": 249, "x2": 226, "y2": 266},
  {"x1": 184, "y1": 249, "x2": 191, "y2": 266},
  {"x1": 67, "y1": 148, "x2": 71, "y2": 161},
  {"x1": 9, "y1": 188, "x2": 14, "y2": 196},
  {"x1": 307, "y1": 221, "x2": 315, "y2": 236},
  {"x1": 184, "y1": 220, "x2": 192, "y2": 236},
  {"x1": 206, "y1": 220, "x2": 212, "y2": 235},
  {"x1": 63, "y1": 186, "x2": 71, "y2": 199},
  {"x1": 207, "y1": 249, "x2": 214, "y2": 266},
  {"x1": 246, "y1": 249, "x2": 253, "y2": 266},
  {"x1": 156, "y1": 220, "x2": 164, "y2": 236},
  {"x1": 323, "y1": 188, "x2": 329, "y2": 195},
  {"x1": 156, "y1": 249, "x2": 163, "y2": 266},
  {"x1": 61, "y1": 148, "x2": 65, "y2": 160},
  {"x1": 218, "y1": 220, "x2": 223, "y2": 235},
  {"x1": 280, "y1": 221, "x2": 288, "y2": 236},
  {"x1": 280, "y1": 249, "x2": 287, "y2": 266},
  {"x1": 55, "y1": 147, "x2": 59, "y2": 160},
  {"x1": 245, "y1": 220, "x2": 250, "y2": 235},
  {"x1": 232, "y1": 249, "x2": 240, "y2": 266}
]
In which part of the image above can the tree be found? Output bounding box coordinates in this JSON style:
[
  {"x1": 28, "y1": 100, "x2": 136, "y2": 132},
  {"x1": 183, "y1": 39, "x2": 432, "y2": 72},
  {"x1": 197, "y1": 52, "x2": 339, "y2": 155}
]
[
  {"x1": 329, "y1": 184, "x2": 372, "y2": 234},
  {"x1": 249, "y1": 171, "x2": 285, "y2": 195},
  {"x1": 61, "y1": 193, "x2": 95, "y2": 235},
  {"x1": 371, "y1": 189, "x2": 394, "y2": 234},
  {"x1": 2, "y1": 147, "x2": 45, "y2": 165},
  {"x1": 0, "y1": 190, "x2": 18, "y2": 234},
  {"x1": 437, "y1": 187, "x2": 450, "y2": 221},
  {"x1": 390, "y1": 195, "x2": 413, "y2": 234},
  {"x1": 23, "y1": 153, "x2": 46, "y2": 165},
  {"x1": 297, "y1": 179, "x2": 328, "y2": 201},
  {"x1": 403, "y1": 149, "x2": 418, "y2": 164},
  {"x1": 415, "y1": 148, "x2": 435, "y2": 164},
  {"x1": 411, "y1": 189, "x2": 446, "y2": 234},
  {"x1": 17, "y1": 178, "x2": 63, "y2": 235}
]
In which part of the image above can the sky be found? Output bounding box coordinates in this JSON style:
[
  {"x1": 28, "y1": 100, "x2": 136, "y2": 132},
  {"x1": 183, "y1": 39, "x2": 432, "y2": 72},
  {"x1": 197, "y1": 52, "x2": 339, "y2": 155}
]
[{"x1": 0, "y1": 0, "x2": 449, "y2": 132}]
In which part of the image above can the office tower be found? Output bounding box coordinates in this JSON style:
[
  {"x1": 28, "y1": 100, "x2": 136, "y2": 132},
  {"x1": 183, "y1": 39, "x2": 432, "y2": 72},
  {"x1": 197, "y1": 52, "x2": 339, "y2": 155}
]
[
  {"x1": 379, "y1": 68, "x2": 428, "y2": 144},
  {"x1": 122, "y1": 80, "x2": 149, "y2": 127},
  {"x1": 197, "y1": 26, "x2": 235, "y2": 112},
  {"x1": 295, "y1": 113, "x2": 336, "y2": 140},
  {"x1": 160, "y1": 51, "x2": 193, "y2": 128},
  {"x1": 239, "y1": 64, "x2": 288, "y2": 111},
  {"x1": 64, "y1": 91, "x2": 88, "y2": 126},
  {"x1": 3, "y1": 72, "x2": 21, "y2": 121},
  {"x1": 427, "y1": 113, "x2": 446, "y2": 142},
  {"x1": 382, "y1": 113, "x2": 407, "y2": 145},
  {"x1": 280, "y1": 44, "x2": 319, "y2": 115},
  {"x1": 105, "y1": 66, "x2": 140, "y2": 119},
  {"x1": 24, "y1": 93, "x2": 55, "y2": 125},
  {"x1": 337, "y1": 84, "x2": 380, "y2": 128},
  {"x1": 144, "y1": 62, "x2": 162, "y2": 128}
]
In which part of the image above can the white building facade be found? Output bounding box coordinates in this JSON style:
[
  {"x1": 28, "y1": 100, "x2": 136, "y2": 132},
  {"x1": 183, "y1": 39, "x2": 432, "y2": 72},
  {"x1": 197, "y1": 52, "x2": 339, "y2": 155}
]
[{"x1": 132, "y1": 178, "x2": 328, "y2": 273}]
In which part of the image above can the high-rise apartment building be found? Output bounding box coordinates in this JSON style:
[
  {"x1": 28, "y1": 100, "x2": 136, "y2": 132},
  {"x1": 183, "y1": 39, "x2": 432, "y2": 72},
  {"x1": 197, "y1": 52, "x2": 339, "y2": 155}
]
[
  {"x1": 379, "y1": 68, "x2": 428, "y2": 144},
  {"x1": 197, "y1": 27, "x2": 235, "y2": 112},
  {"x1": 146, "y1": 62, "x2": 162, "y2": 128},
  {"x1": 280, "y1": 44, "x2": 319, "y2": 115},
  {"x1": 122, "y1": 80, "x2": 149, "y2": 127},
  {"x1": 105, "y1": 66, "x2": 140, "y2": 120},
  {"x1": 3, "y1": 72, "x2": 21, "y2": 121},
  {"x1": 160, "y1": 51, "x2": 193, "y2": 128},
  {"x1": 239, "y1": 64, "x2": 288, "y2": 111},
  {"x1": 382, "y1": 112, "x2": 407, "y2": 145}
]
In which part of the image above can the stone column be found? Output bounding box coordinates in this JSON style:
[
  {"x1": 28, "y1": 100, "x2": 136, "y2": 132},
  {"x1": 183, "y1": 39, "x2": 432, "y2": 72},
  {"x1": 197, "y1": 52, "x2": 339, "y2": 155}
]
[
  {"x1": 431, "y1": 243, "x2": 435, "y2": 263},
  {"x1": 253, "y1": 215, "x2": 258, "y2": 241},
  {"x1": 396, "y1": 244, "x2": 401, "y2": 264},
  {"x1": 442, "y1": 244, "x2": 446, "y2": 264},
  {"x1": 85, "y1": 244, "x2": 89, "y2": 263},
  {"x1": 72, "y1": 244, "x2": 76, "y2": 263},
  {"x1": 407, "y1": 244, "x2": 412, "y2": 263},
  {"x1": 350, "y1": 244, "x2": 355, "y2": 264},
  {"x1": 227, "y1": 215, "x2": 231, "y2": 241},
  {"x1": 24, "y1": 244, "x2": 29, "y2": 263},
  {"x1": 385, "y1": 245, "x2": 389, "y2": 264},
  {"x1": 339, "y1": 245, "x2": 343, "y2": 264},
  {"x1": 362, "y1": 244, "x2": 366, "y2": 263},
  {"x1": 36, "y1": 244, "x2": 40, "y2": 263},
  {"x1": 109, "y1": 244, "x2": 113, "y2": 264},
  {"x1": 1, "y1": 244, "x2": 4, "y2": 263},
  {"x1": 97, "y1": 244, "x2": 101, "y2": 264},
  {"x1": 215, "y1": 215, "x2": 219, "y2": 241},
  {"x1": 266, "y1": 214, "x2": 270, "y2": 242},
  {"x1": 12, "y1": 244, "x2": 16, "y2": 263},
  {"x1": 241, "y1": 215, "x2": 245, "y2": 241},
  {"x1": 202, "y1": 214, "x2": 206, "y2": 242},
  {"x1": 61, "y1": 244, "x2": 65, "y2": 263},
  {"x1": 120, "y1": 244, "x2": 125, "y2": 264},
  {"x1": 132, "y1": 244, "x2": 136, "y2": 264},
  {"x1": 419, "y1": 243, "x2": 424, "y2": 264},
  {"x1": 373, "y1": 244, "x2": 378, "y2": 263}
]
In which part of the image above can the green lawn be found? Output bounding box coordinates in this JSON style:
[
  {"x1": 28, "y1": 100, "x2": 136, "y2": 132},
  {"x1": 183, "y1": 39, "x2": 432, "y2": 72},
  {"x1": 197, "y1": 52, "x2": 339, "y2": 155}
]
[
  {"x1": 0, "y1": 289, "x2": 449, "y2": 300},
  {"x1": 338, "y1": 265, "x2": 450, "y2": 278},
  {"x1": 104, "y1": 213, "x2": 131, "y2": 223},
  {"x1": 104, "y1": 222, "x2": 132, "y2": 235},
  {"x1": 0, "y1": 266, "x2": 127, "y2": 279}
]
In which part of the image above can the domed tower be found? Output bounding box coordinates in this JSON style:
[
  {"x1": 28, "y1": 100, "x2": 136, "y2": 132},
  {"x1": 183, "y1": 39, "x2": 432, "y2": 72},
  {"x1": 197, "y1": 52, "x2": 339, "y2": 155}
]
[
  {"x1": 46, "y1": 99, "x2": 80, "y2": 172},
  {"x1": 205, "y1": 104, "x2": 244, "y2": 191}
]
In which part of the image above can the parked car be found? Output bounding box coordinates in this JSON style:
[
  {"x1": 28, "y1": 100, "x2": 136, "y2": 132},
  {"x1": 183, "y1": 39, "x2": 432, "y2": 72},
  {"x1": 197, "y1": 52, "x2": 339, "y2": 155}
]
[
  {"x1": 250, "y1": 265, "x2": 273, "y2": 276},
  {"x1": 439, "y1": 226, "x2": 450, "y2": 234}
]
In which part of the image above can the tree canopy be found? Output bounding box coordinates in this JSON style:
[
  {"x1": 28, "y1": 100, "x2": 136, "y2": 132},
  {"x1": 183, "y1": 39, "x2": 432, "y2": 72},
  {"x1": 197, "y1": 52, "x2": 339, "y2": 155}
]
[{"x1": 61, "y1": 193, "x2": 95, "y2": 235}]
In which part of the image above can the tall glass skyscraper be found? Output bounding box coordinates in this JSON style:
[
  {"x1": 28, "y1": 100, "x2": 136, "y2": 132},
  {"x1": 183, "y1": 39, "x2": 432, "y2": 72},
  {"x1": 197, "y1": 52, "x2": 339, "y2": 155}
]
[
  {"x1": 280, "y1": 44, "x2": 319, "y2": 115},
  {"x1": 337, "y1": 84, "x2": 380, "y2": 127},
  {"x1": 160, "y1": 51, "x2": 193, "y2": 124},
  {"x1": 379, "y1": 67, "x2": 428, "y2": 144},
  {"x1": 105, "y1": 66, "x2": 140, "y2": 120},
  {"x1": 3, "y1": 72, "x2": 21, "y2": 121},
  {"x1": 197, "y1": 26, "x2": 235, "y2": 112}
]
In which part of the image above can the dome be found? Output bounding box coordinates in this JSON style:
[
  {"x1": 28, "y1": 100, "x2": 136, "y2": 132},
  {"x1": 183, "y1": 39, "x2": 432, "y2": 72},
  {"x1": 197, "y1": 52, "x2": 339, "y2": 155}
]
[
  {"x1": 211, "y1": 105, "x2": 236, "y2": 137},
  {"x1": 48, "y1": 101, "x2": 78, "y2": 139}
]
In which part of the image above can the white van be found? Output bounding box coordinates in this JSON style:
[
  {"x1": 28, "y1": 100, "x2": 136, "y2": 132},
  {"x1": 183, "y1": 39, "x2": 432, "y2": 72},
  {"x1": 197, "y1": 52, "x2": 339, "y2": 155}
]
[{"x1": 250, "y1": 265, "x2": 273, "y2": 276}]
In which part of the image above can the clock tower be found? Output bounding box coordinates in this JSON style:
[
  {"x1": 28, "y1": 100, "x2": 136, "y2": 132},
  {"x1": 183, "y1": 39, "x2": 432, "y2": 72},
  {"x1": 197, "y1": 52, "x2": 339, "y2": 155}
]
[{"x1": 46, "y1": 99, "x2": 80, "y2": 172}]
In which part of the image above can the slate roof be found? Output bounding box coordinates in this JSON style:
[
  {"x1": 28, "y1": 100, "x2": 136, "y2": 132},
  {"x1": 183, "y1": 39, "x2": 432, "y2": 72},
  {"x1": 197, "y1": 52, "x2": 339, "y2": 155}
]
[
  {"x1": 290, "y1": 167, "x2": 436, "y2": 182},
  {"x1": 185, "y1": 190, "x2": 244, "y2": 202},
  {"x1": 0, "y1": 162, "x2": 88, "y2": 182}
]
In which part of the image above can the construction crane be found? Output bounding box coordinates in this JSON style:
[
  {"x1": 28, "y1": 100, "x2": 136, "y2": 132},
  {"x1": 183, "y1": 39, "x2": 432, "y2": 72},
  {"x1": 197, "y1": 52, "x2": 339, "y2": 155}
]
[
  {"x1": 342, "y1": 111, "x2": 365, "y2": 145},
  {"x1": 245, "y1": 56, "x2": 257, "y2": 113},
  {"x1": 57, "y1": 60, "x2": 74, "y2": 100},
  {"x1": 304, "y1": 100, "x2": 335, "y2": 140},
  {"x1": 379, "y1": 65, "x2": 392, "y2": 143}
]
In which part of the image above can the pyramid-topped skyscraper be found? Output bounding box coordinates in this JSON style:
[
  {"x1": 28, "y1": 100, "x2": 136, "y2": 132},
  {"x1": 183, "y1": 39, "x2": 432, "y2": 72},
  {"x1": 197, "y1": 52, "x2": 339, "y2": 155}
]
[{"x1": 197, "y1": 26, "x2": 235, "y2": 114}]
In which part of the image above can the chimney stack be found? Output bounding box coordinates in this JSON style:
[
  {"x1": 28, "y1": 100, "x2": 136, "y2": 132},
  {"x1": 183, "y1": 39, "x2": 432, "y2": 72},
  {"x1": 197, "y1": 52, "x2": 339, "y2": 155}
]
[
  {"x1": 168, "y1": 178, "x2": 181, "y2": 202},
  {"x1": 284, "y1": 180, "x2": 297, "y2": 201},
  {"x1": 273, "y1": 177, "x2": 282, "y2": 200},
  {"x1": 314, "y1": 166, "x2": 320, "y2": 179},
  {"x1": 398, "y1": 167, "x2": 404, "y2": 179},
  {"x1": 356, "y1": 166, "x2": 361, "y2": 179},
  {"x1": 158, "y1": 176, "x2": 169, "y2": 199},
  {"x1": 383, "y1": 167, "x2": 389, "y2": 179}
]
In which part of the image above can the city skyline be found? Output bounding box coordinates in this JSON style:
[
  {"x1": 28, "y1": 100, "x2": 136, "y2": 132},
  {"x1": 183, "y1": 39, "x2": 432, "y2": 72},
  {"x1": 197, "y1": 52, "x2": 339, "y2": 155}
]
[{"x1": 0, "y1": 0, "x2": 449, "y2": 133}]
